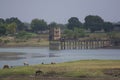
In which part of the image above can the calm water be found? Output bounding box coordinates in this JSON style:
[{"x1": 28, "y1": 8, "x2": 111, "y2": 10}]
[{"x1": 0, "y1": 47, "x2": 120, "y2": 68}]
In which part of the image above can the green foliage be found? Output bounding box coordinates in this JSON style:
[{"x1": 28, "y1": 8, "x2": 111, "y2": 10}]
[
  {"x1": 107, "y1": 31, "x2": 120, "y2": 39},
  {"x1": 6, "y1": 22, "x2": 17, "y2": 35},
  {"x1": 4, "y1": 40, "x2": 10, "y2": 44},
  {"x1": 64, "y1": 28, "x2": 86, "y2": 39},
  {"x1": 15, "y1": 31, "x2": 36, "y2": 40},
  {"x1": 31, "y1": 18, "x2": 48, "y2": 33},
  {"x1": 64, "y1": 29, "x2": 74, "y2": 39},
  {"x1": 0, "y1": 60, "x2": 119, "y2": 78},
  {"x1": 23, "y1": 22, "x2": 31, "y2": 31},
  {"x1": 84, "y1": 15, "x2": 104, "y2": 32},
  {"x1": 74, "y1": 28, "x2": 86, "y2": 38},
  {"x1": 103, "y1": 22, "x2": 113, "y2": 32},
  {"x1": 49, "y1": 22, "x2": 67, "y2": 33},
  {"x1": 0, "y1": 66, "x2": 35, "y2": 76},
  {"x1": 6, "y1": 17, "x2": 24, "y2": 31},
  {"x1": 0, "y1": 38, "x2": 3, "y2": 43},
  {"x1": 0, "y1": 25, "x2": 6, "y2": 36},
  {"x1": 0, "y1": 17, "x2": 27, "y2": 36},
  {"x1": 48, "y1": 22, "x2": 57, "y2": 28},
  {"x1": 67, "y1": 17, "x2": 82, "y2": 30},
  {"x1": 0, "y1": 18, "x2": 5, "y2": 24}
]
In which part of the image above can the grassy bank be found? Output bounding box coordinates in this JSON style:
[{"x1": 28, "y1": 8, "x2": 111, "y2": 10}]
[
  {"x1": 0, "y1": 60, "x2": 120, "y2": 79},
  {"x1": 0, "y1": 33, "x2": 49, "y2": 47},
  {"x1": 1, "y1": 32, "x2": 120, "y2": 48},
  {"x1": 1, "y1": 39, "x2": 49, "y2": 47},
  {"x1": 6, "y1": 40, "x2": 49, "y2": 47}
]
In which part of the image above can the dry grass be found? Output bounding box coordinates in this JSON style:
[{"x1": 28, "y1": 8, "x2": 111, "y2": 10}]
[
  {"x1": 2, "y1": 39, "x2": 49, "y2": 47},
  {"x1": 35, "y1": 60, "x2": 120, "y2": 77},
  {"x1": 0, "y1": 60, "x2": 120, "y2": 80}
]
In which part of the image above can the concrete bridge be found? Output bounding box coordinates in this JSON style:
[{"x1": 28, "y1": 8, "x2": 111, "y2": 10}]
[{"x1": 49, "y1": 39, "x2": 111, "y2": 50}]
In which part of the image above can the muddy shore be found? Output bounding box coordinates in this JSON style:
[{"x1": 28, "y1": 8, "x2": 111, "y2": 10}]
[
  {"x1": 0, "y1": 52, "x2": 26, "y2": 60},
  {"x1": 0, "y1": 44, "x2": 120, "y2": 49}
]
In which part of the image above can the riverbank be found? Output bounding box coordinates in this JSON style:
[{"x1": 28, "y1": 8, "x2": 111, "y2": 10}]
[
  {"x1": 0, "y1": 60, "x2": 120, "y2": 80},
  {"x1": 103, "y1": 46, "x2": 120, "y2": 49},
  {"x1": 1, "y1": 41, "x2": 120, "y2": 49},
  {"x1": 0, "y1": 40, "x2": 49, "y2": 48}
]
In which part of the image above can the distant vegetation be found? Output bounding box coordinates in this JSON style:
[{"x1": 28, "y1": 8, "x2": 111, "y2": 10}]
[
  {"x1": 0, "y1": 15, "x2": 118, "y2": 36},
  {"x1": 0, "y1": 15, "x2": 120, "y2": 47}
]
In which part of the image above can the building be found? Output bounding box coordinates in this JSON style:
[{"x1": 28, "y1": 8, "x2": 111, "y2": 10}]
[{"x1": 49, "y1": 27, "x2": 61, "y2": 41}]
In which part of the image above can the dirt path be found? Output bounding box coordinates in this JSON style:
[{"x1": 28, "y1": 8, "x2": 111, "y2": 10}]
[{"x1": 0, "y1": 75, "x2": 120, "y2": 80}]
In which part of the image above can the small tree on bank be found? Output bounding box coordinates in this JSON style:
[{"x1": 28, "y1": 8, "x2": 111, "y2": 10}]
[{"x1": 63, "y1": 28, "x2": 86, "y2": 39}]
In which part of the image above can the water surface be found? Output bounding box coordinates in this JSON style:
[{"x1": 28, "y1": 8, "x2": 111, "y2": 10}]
[{"x1": 0, "y1": 47, "x2": 120, "y2": 68}]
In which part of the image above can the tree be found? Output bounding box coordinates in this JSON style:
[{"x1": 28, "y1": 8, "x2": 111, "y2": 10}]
[
  {"x1": 74, "y1": 28, "x2": 86, "y2": 39},
  {"x1": 6, "y1": 22, "x2": 17, "y2": 35},
  {"x1": 64, "y1": 29, "x2": 74, "y2": 39},
  {"x1": 84, "y1": 15, "x2": 104, "y2": 32},
  {"x1": 15, "y1": 31, "x2": 31, "y2": 40},
  {"x1": 48, "y1": 22, "x2": 57, "y2": 29},
  {"x1": 0, "y1": 18, "x2": 5, "y2": 25},
  {"x1": 57, "y1": 24, "x2": 67, "y2": 31},
  {"x1": 67, "y1": 17, "x2": 82, "y2": 30},
  {"x1": 103, "y1": 22, "x2": 113, "y2": 32},
  {"x1": 0, "y1": 25, "x2": 6, "y2": 36},
  {"x1": 0, "y1": 18, "x2": 6, "y2": 36},
  {"x1": 6, "y1": 17, "x2": 24, "y2": 32},
  {"x1": 63, "y1": 28, "x2": 86, "y2": 39},
  {"x1": 23, "y1": 22, "x2": 31, "y2": 31},
  {"x1": 31, "y1": 19, "x2": 47, "y2": 33}
]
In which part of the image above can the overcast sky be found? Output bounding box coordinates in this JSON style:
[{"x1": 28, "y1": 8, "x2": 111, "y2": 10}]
[{"x1": 0, "y1": 0, "x2": 120, "y2": 23}]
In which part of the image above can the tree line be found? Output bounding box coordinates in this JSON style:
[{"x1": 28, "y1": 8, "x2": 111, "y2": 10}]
[
  {"x1": 67, "y1": 15, "x2": 113, "y2": 32},
  {"x1": 0, "y1": 15, "x2": 114, "y2": 36}
]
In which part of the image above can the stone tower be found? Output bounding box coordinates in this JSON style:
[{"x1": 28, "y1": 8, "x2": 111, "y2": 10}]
[{"x1": 49, "y1": 27, "x2": 61, "y2": 41}]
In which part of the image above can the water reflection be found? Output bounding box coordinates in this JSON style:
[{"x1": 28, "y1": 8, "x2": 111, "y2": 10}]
[
  {"x1": 0, "y1": 47, "x2": 120, "y2": 68},
  {"x1": 0, "y1": 52, "x2": 26, "y2": 60},
  {"x1": 0, "y1": 52, "x2": 59, "y2": 61}
]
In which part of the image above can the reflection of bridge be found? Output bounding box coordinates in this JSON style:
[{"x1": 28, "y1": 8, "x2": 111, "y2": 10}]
[{"x1": 49, "y1": 39, "x2": 111, "y2": 50}]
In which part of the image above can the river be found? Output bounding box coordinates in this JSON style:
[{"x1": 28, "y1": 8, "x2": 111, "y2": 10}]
[{"x1": 0, "y1": 47, "x2": 120, "y2": 68}]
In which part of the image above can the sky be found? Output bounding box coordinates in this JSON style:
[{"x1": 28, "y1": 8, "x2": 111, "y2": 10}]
[{"x1": 0, "y1": 0, "x2": 120, "y2": 24}]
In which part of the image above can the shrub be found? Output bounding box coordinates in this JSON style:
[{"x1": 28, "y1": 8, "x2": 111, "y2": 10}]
[{"x1": 4, "y1": 40, "x2": 10, "y2": 44}]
